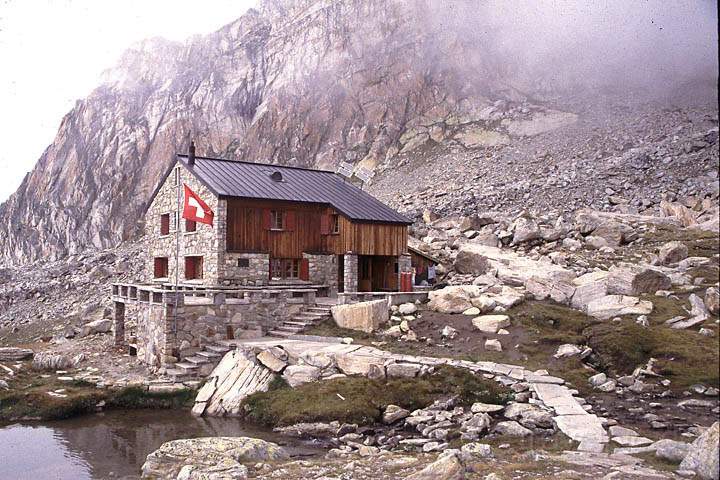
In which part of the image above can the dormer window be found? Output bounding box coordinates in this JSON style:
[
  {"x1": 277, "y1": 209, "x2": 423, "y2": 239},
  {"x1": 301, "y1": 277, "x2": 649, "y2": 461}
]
[{"x1": 270, "y1": 171, "x2": 283, "y2": 182}]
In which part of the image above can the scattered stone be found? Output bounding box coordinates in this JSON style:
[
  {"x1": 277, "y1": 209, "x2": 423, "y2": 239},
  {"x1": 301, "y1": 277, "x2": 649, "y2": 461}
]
[
  {"x1": 471, "y1": 402, "x2": 504, "y2": 414},
  {"x1": 406, "y1": 452, "x2": 464, "y2": 480},
  {"x1": 554, "y1": 344, "x2": 582, "y2": 359},
  {"x1": 658, "y1": 241, "x2": 689, "y2": 265},
  {"x1": 484, "y1": 339, "x2": 502, "y2": 352},
  {"x1": 472, "y1": 315, "x2": 511, "y2": 333},
  {"x1": 493, "y1": 420, "x2": 532, "y2": 437},
  {"x1": 0, "y1": 347, "x2": 33, "y2": 361},
  {"x1": 612, "y1": 436, "x2": 654, "y2": 447},
  {"x1": 383, "y1": 405, "x2": 411, "y2": 424},
  {"x1": 654, "y1": 439, "x2": 691, "y2": 464},
  {"x1": 679, "y1": 421, "x2": 719, "y2": 480},
  {"x1": 441, "y1": 325, "x2": 458, "y2": 339}
]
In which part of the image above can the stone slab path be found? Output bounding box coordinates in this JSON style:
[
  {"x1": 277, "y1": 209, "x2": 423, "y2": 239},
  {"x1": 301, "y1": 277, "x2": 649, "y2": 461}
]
[{"x1": 231, "y1": 337, "x2": 609, "y2": 449}]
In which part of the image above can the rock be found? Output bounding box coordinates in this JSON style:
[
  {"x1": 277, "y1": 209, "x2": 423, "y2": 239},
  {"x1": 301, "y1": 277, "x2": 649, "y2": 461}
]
[
  {"x1": 256, "y1": 349, "x2": 287, "y2": 373},
  {"x1": 608, "y1": 265, "x2": 671, "y2": 296},
  {"x1": 471, "y1": 402, "x2": 505, "y2": 414},
  {"x1": 672, "y1": 293, "x2": 710, "y2": 329},
  {"x1": 331, "y1": 299, "x2": 389, "y2": 333},
  {"x1": 526, "y1": 274, "x2": 576, "y2": 304},
  {"x1": 512, "y1": 216, "x2": 541, "y2": 243},
  {"x1": 274, "y1": 422, "x2": 339, "y2": 437},
  {"x1": 679, "y1": 421, "x2": 719, "y2": 480},
  {"x1": 441, "y1": 325, "x2": 458, "y2": 339},
  {"x1": 596, "y1": 380, "x2": 618, "y2": 392},
  {"x1": 406, "y1": 452, "x2": 465, "y2": 480},
  {"x1": 0, "y1": 347, "x2": 33, "y2": 361},
  {"x1": 484, "y1": 339, "x2": 502, "y2": 352},
  {"x1": 493, "y1": 420, "x2": 532, "y2": 437},
  {"x1": 612, "y1": 436, "x2": 654, "y2": 447},
  {"x1": 588, "y1": 372, "x2": 608, "y2": 387},
  {"x1": 563, "y1": 238, "x2": 582, "y2": 251},
  {"x1": 654, "y1": 439, "x2": 690, "y2": 463},
  {"x1": 503, "y1": 403, "x2": 553, "y2": 429},
  {"x1": 282, "y1": 365, "x2": 321, "y2": 388},
  {"x1": 585, "y1": 235, "x2": 609, "y2": 250},
  {"x1": 32, "y1": 352, "x2": 74, "y2": 371},
  {"x1": 472, "y1": 315, "x2": 510, "y2": 333},
  {"x1": 462, "y1": 307, "x2": 480, "y2": 316},
  {"x1": 586, "y1": 295, "x2": 653, "y2": 320},
  {"x1": 428, "y1": 285, "x2": 481, "y2": 313},
  {"x1": 398, "y1": 303, "x2": 418, "y2": 315},
  {"x1": 658, "y1": 241, "x2": 689, "y2": 265},
  {"x1": 383, "y1": 405, "x2": 411, "y2": 424},
  {"x1": 460, "y1": 442, "x2": 493, "y2": 459},
  {"x1": 609, "y1": 426, "x2": 639, "y2": 437},
  {"x1": 0, "y1": 380, "x2": 8, "y2": 390},
  {"x1": 386, "y1": 362, "x2": 421, "y2": 378},
  {"x1": 470, "y1": 295, "x2": 497, "y2": 313},
  {"x1": 140, "y1": 436, "x2": 287, "y2": 480},
  {"x1": 78, "y1": 318, "x2": 112, "y2": 337},
  {"x1": 705, "y1": 287, "x2": 719, "y2": 315},
  {"x1": 554, "y1": 344, "x2": 582, "y2": 359}
]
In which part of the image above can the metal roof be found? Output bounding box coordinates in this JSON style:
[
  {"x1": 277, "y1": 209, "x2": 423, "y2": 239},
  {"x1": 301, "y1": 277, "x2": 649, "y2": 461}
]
[{"x1": 177, "y1": 155, "x2": 411, "y2": 225}]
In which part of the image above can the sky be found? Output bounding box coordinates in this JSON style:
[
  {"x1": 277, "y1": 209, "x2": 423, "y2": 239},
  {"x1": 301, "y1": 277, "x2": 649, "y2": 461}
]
[{"x1": 0, "y1": 0, "x2": 257, "y2": 202}]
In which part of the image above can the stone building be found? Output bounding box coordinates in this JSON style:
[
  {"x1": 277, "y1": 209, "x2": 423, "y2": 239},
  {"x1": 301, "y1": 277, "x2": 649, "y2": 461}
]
[{"x1": 145, "y1": 150, "x2": 413, "y2": 295}]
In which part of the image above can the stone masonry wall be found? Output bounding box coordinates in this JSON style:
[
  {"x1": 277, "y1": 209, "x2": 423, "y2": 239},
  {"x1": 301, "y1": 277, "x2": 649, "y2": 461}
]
[
  {"x1": 343, "y1": 253, "x2": 358, "y2": 292},
  {"x1": 145, "y1": 163, "x2": 221, "y2": 285},
  {"x1": 305, "y1": 253, "x2": 338, "y2": 295},
  {"x1": 223, "y1": 253, "x2": 270, "y2": 286}
]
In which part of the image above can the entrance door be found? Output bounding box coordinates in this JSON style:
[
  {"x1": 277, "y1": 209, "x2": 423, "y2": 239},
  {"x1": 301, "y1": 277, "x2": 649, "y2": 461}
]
[{"x1": 337, "y1": 255, "x2": 344, "y2": 293}]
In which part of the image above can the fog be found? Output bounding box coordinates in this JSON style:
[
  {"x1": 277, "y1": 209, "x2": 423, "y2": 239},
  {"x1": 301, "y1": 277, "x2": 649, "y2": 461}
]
[{"x1": 424, "y1": 0, "x2": 718, "y2": 96}]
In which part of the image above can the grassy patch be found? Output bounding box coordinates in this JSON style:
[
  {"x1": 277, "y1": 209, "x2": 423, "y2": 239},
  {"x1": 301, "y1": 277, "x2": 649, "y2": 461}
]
[
  {"x1": 586, "y1": 320, "x2": 719, "y2": 388},
  {"x1": 509, "y1": 301, "x2": 597, "y2": 345},
  {"x1": 241, "y1": 366, "x2": 511, "y2": 427},
  {"x1": 641, "y1": 225, "x2": 719, "y2": 258}
]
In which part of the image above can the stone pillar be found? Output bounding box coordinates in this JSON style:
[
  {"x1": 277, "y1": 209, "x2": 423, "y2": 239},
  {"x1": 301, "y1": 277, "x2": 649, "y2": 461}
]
[
  {"x1": 113, "y1": 301, "x2": 125, "y2": 346},
  {"x1": 398, "y1": 254, "x2": 413, "y2": 291},
  {"x1": 215, "y1": 198, "x2": 228, "y2": 284},
  {"x1": 343, "y1": 253, "x2": 358, "y2": 293},
  {"x1": 162, "y1": 292, "x2": 185, "y2": 364}
]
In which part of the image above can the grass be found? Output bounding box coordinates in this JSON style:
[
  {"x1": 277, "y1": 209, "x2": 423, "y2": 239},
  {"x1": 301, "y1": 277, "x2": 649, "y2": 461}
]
[
  {"x1": 586, "y1": 320, "x2": 720, "y2": 388},
  {"x1": 0, "y1": 372, "x2": 196, "y2": 421},
  {"x1": 241, "y1": 366, "x2": 511, "y2": 427},
  {"x1": 641, "y1": 225, "x2": 719, "y2": 258},
  {"x1": 509, "y1": 301, "x2": 597, "y2": 345}
]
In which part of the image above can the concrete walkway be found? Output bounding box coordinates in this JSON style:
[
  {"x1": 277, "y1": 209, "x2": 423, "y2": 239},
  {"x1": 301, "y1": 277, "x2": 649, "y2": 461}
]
[{"x1": 231, "y1": 337, "x2": 609, "y2": 449}]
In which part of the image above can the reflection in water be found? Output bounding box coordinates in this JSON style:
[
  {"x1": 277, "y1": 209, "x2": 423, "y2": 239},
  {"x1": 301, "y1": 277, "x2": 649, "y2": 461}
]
[{"x1": 0, "y1": 410, "x2": 319, "y2": 480}]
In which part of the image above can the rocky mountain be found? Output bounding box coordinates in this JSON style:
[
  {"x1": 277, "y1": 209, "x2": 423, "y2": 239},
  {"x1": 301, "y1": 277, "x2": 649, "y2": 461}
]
[{"x1": 0, "y1": 0, "x2": 716, "y2": 265}]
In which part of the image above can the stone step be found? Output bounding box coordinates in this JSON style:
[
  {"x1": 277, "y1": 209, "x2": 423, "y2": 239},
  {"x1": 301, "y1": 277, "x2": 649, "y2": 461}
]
[
  {"x1": 185, "y1": 355, "x2": 210, "y2": 365},
  {"x1": 294, "y1": 314, "x2": 325, "y2": 321},
  {"x1": 306, "y1": 306, "x2": 330, "y2": 311},
  {"x1": 176, "y1": 362, "x2": 199, "y2": 372},
  {"x1": 300, "y1": 310, "x2": 329, "y2": 316},
  {"x1": 207, "y1": 345, "x2": 231, "y2": 354},
  {"x1": 276, "y1": 325, "x2": 304, "y2": 333},
  {"x1": 165, "y1": 368, "x2": 195, "y2": 381},
  {"x1": 283, "y1": 321, "x2": 313, "y2": 327},
  {"x1": 267, "y1": 330, "x2": 294, "y2": 338},
  {"x1": 196, "y1": 350, "x2": 222, "y2": 359}
]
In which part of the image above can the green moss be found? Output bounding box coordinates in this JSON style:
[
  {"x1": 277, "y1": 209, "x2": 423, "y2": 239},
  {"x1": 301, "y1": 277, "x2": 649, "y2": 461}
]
[
  {"x1": 304, "y1": 319, "x2": 377, "y2": 342},
  {"x1": 106, "y1": 386, "x2": 195, "y2": 410},
  {"x1": 641, "y1": 225, "x2": 719, "y2": 258},
  {"x1": 587, "y1": 320, "x2": 719, "y2": 388},
  {"x1": 241, "y1": 366, "x2": 511, "y2": 427}
]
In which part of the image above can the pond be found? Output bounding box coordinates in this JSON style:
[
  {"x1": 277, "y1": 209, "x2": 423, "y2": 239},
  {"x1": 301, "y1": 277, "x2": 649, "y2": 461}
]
[{"x1": 0, "y1": 409, "x2": 320, "y2": 480}]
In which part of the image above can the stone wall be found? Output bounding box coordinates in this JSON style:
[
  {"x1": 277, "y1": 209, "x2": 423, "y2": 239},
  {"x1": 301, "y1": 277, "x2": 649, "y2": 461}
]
[
  {"x1": 145, "y1": 163, "x2": 221, "y2": 285},
  {"x1": 343, "y1": 253, "x2": 358, "y2": 292},
  {"x1": 304, "y1": 253, "x2": 338, "y2": 295},
  {"x1": 136, "y1": 303, "x2": 172, "y2": 368},
  {"x1": 223, "y1": 253, "x2": 270, "y2": 286}
]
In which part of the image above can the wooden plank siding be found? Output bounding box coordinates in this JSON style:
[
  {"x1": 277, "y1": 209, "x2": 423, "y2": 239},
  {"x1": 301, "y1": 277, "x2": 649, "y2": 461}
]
[{"x1": 226, "y1": 198, "x2": 407, "y2": 258}]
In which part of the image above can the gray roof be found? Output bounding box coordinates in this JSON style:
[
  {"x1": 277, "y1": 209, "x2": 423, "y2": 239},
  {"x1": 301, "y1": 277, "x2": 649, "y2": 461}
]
[{"x1": 178, "y1": 155, "x2": 411, "y2": 225}]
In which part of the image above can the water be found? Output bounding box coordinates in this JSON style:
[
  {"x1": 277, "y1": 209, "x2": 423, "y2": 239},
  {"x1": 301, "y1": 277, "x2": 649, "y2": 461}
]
[{"x1": 0, "y1": 410, "x2": 319, "y2": 480}]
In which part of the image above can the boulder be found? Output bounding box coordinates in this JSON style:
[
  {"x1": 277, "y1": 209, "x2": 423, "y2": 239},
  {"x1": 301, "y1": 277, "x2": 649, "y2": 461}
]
[
  {"x1": 654, "y1": 439, "x2": 690, "y2": 464},
  {"x1": 256, "y1": 349, "x2": 287, "y2": 373},
  {"x1": 470, "y1": 295, "x2": 496, "y2": 313},
  {"x1": 282, "y1": 365, "x2": 321, "y2": 388},
  {"x1": 526, "y1": 274, "x2": 576, "y2": 304},
  {"x1": 386, "y1": 362, "x2": 421, "y2": 378},
  {"x1": 660, "y1": 200, "x2": 698, "y2": 227},
  {"x1": 586, "y1": 295, "x2": 653, "y2": 320},
  {"x1": 398, "y1": 303, "x2": 418, "y2": 315},
  {"x1": 705, "y1": 287, "x2": 719, "y2": 315},
  {"x1": 512, "y1": 216, "x2": 541, "y2": 243},
  {"x1": 0, "y1": 347, "x2": 33, "y2": 361},
  {"x1": 608, "y1": 265, "x2": 671, "y2": 296},
  {"x1": 32, "y1": 352, "x2": 74, "y2": 371},
  {"x1": 460, "y1": 442, "x2": 493, "y2": 459},
  {"x1": 503, "y1": 403, "x2": 554, "y2": 429},
  {"x1": 571, "y1": 272, "x2": 610, "y2": 312},
  {"x1": 658, "y1": 241, "x2": 689, "y2": 265},
  {"x1": 484, "y1": 339, "x2": 502, "y2": 352},
  {"x1": 679, "y1": 421, "x2": 719, "y2": 480},
  {"x1": 383, "y1": 405, "x2": 411, "y2": 424},
  {"x1": 428, "y1": 286, "x2": 481, "y2": 313},
  {"x1": 141, "y1": 436, "x2": 287, "y2": 480},
  {"x1": 672, "y1": 294, "x2": 711, "y2": 329},
  {"x1": 454, "y1": 245, "x2": 491, "y2": 275},
  {"x1": 493, "y1": 420, "x2": 532, "y2": 437},
  {"x1": 331, "y1": 299, "x2": 389, "y2": 333},
  {"x1": 78, "y1": 318, "x2": 112, "y2": 337},
  {"x1": 472, "y1": 315, "x2": 510, "y2": 334},
  {"x1": 406, "y1": 452, "x2": 465, "y2": 480},
  {"x1": 554, "y1": 344, "x2": 582, "y2": 359}
]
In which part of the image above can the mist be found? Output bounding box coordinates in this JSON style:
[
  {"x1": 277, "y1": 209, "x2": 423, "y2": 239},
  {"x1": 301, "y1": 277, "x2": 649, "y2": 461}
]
[{"x1": 423, "y1": 0, "x2": 718, "y2": 97}]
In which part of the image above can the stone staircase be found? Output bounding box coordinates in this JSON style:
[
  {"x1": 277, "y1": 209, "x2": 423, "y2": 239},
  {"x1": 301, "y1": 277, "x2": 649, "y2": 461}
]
[
  {"x1": 267, "y1": 303, "x2": 332, "y2": 338},
  {"x1": 163, "y1": 303, "x2": 333, "y2": 382}
]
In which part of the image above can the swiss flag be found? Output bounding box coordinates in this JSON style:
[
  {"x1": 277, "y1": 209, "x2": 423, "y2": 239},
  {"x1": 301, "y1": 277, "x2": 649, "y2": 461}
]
[{"x1": 182, "y1": 184, "x2": 214, "y2": 227}]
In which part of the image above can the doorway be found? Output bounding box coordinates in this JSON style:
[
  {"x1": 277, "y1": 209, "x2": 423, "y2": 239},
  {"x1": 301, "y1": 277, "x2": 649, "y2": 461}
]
[{"x1": 358, "y1": 255, "x2": 398, "y2": 292}]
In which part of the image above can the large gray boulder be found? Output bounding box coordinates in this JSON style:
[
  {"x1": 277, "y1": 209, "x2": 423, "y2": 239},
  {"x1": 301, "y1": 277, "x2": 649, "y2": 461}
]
[
  {"x1": 679, "y1": 422, "x2": 719, "y2": 480},
  {"x1": 654, "y1": 439, "x2": 690, "y2": 463},
  {"x1": 586, "y1": 295, "x2": 653, "y2": 320},
  {"x1": 608, "y1": 264, "x2": 671, "y2": 296},
  {"x1": 428, "y1": 286, "x2": 481, "y2": 313},
  {"x1": 0, "y1": 347, "x2": 33, "y2": 361},
  {"x1": 406, "y1": 452, "x2": 465, "y2": 480},
  {"x1": 658, "y1": 241, "x2": 689, "y2": 265},
  {"x1": 141, "y1": 436, "x2": 287, "y2": 480},
  {"x1": 78, "y1": 318, "x2": 112, "y2": 337},
  {"x1": 331, "y1": 299, "x2": 389, "y2": 333}
]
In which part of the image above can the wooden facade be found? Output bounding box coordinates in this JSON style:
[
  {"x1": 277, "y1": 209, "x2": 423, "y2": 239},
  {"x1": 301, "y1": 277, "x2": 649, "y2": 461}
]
[{"x1": 226, "y1": 198, "x2": 407, "y2": 258}]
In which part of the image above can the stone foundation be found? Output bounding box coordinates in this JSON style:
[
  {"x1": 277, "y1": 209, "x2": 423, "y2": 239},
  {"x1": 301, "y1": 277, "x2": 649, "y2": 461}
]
[
  {"x1": 223, "y1": 253, "x2": 270, "y2": 286},
  {"x1": 343, "y1": 253, "x2": 358, "y2": 292},
  {"x1": 304, "y1": 253, "x2": 338, "y2": 296}
]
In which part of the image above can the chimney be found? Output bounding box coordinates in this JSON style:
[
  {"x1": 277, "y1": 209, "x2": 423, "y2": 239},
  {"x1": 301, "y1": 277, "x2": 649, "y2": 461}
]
[{"x1": 188, "y1": 141, "x2": 196, "y2": 167}]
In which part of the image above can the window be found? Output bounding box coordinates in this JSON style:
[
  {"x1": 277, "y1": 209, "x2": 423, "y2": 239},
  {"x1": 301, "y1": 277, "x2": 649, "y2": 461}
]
[
  {"x1": 270, "y1": 258, "x2": 300, "y2": 280},
  {"x1": 330, "y1": 214, "x2": 340, "y2": 234},
  {"x1": 160, "y1": 214, "x2": 170, "y2": 235},
  {"x1": 185, "y1": 256, "x2": 203, "y2": 280},
  {"x1": 270, "y1": 210, "x2": 284, "y2": 230},
  {"x1": 237, "y1": 258, "x2": 250, "y2": 268},
  {"x1": 170, "y1": 212, "x2": 179, "y2": 231},
  {"x1": 154, "y1": 257, "x2": 168, "y2": 278},
  {"x1": 185, "y1": 219, "x2": 197, "y2": 232}
]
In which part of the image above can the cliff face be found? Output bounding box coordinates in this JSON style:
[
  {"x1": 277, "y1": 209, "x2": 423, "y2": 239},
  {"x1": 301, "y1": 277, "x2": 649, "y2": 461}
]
[{"x1": 0, "y1": 0, "x2": 713, "y2": 265}]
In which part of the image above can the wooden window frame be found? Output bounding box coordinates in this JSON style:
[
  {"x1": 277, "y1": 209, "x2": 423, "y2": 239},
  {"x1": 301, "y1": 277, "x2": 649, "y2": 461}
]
[
  {"x1": 154, "y1": 257, "x2": 169, "y2": 279},
  {"x1": 330, "y1": 214, "x2": 340, "y2": 234},
  {"x1": 270, "y1": 210, "x2": 284, "y2": 231},
  {"x1": 160, "y1": 214, "x2": 170, "y2": 236},
  {"x1": 269, "y1": 258, "x2": 300, "y2": 280},
  {"x1": 185, "y1": 219, "x2": 197, "y2": 233},
  {"x1": 184, "y1": 256, "x2": 204, "y2": 280}
]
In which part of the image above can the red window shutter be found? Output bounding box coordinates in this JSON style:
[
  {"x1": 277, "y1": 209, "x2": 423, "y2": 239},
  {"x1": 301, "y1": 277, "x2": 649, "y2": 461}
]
[
  {"x1": 160, "y1": 214, "x2": 170, "y2": 235},
  {"x1": 286, "y1": 211, "x2": 296, "y2": 231},
  {"x1": 154, "y1": 258, "x2": 162, "y2": 278},
  {"x1": 185, "y1": 219, "x2": 196, "y2": 232},
  {"x1": 300, "y1": 258, "x2": 309, "y2": 281},
  {"x1": 262, "y1": 209, "x2": 271, "y2": 230},
  {"x1": 320, "y1": 214, "x2": 330, "y2": 235},
  {"x1": 185, "y1": 257, "x2": 194, "y2": 280}
]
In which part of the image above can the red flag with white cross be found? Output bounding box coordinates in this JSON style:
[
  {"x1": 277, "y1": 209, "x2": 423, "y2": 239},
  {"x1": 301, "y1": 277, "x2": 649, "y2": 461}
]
[{"x1": 182, "y1": 184, "x2": 214, "y2": 227}]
